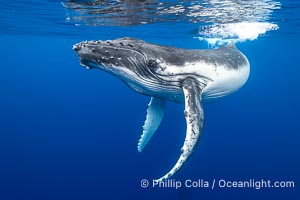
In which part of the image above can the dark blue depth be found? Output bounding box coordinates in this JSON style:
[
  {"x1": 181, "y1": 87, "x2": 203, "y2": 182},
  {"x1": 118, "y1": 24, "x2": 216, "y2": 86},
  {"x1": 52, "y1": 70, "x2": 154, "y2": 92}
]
[{"x1": 0, "y1": 0, "x2": 299, "y2": 199}]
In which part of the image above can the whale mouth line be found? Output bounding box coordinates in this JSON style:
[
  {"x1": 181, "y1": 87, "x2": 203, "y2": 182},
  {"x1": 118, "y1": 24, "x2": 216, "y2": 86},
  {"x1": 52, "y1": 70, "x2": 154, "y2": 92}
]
[{"x1": 79, "y1": 59, "x2": 94, "y2": 69}]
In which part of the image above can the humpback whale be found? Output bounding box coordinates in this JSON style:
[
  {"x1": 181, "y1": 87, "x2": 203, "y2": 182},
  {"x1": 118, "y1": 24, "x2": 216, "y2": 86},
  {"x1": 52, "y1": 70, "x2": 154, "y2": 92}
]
[{"x1": 73, "y1": 37, "x2": 250, "y2": 182}]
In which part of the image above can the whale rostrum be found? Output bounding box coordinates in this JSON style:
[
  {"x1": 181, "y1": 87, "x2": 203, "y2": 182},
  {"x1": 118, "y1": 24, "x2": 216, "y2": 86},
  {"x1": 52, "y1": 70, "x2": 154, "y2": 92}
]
[{"x1": 73, "y1": 37, "x2": 250, "y2": 182}]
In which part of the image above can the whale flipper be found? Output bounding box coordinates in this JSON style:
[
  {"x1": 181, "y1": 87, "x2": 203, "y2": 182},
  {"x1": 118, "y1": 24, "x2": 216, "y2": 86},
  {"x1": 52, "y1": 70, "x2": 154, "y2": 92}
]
[
  {"x1": 155, "y1": 78, "x2": 205, "y2": 182},
  {"x1": 138, "y1": 97, "x2": 166, "y2": 152}
]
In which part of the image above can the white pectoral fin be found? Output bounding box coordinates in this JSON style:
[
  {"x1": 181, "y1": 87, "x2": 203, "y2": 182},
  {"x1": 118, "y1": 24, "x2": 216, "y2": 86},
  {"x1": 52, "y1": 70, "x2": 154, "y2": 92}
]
[
  {"x1": 155, "y1": 78, "x2": 204, "y2": 182},
  {"x1": 137, "y1": 97, "x2": 166, "y2": 152}
]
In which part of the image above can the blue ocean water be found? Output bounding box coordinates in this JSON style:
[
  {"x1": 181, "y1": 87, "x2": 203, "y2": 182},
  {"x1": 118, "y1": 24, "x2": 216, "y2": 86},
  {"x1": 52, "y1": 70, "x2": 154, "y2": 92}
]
[{"x1": 0, "y1": 0, "x2": 299, "y2": 199}]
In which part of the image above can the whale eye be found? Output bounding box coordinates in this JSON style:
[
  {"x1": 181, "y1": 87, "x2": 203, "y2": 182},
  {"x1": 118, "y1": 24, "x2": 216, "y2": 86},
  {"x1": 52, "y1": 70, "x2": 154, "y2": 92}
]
[{"x1": 148, "y1": 59, "x2": 158, "y2": 70}]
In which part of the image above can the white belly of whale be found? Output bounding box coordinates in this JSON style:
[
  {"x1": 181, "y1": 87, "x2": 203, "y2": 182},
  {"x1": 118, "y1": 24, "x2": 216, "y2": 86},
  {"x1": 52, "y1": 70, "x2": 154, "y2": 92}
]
[{"x1": 202, "y1": 63, "x2": 250, "y2": 100}]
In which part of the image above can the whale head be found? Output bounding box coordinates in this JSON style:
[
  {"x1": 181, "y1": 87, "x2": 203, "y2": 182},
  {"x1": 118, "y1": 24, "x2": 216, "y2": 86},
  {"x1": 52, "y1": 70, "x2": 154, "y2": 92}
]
[{"x1": 73, "y1": 37, "x2": 187, "y2": 101}]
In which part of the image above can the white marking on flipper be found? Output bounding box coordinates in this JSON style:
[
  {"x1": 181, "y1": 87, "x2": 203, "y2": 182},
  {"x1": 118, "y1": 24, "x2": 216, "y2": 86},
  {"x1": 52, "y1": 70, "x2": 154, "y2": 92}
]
[
  {"x1": 138, "y1": 97, "x2": 166, "y2": 152},
  {"x1": 154, "y1": 78, "x2": 204, "y2": 182}
]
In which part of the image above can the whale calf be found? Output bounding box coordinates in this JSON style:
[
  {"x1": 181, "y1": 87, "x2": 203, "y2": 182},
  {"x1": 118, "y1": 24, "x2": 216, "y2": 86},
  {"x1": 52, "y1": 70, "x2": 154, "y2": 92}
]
[{"x1": 73, "y1": 37, "x2": 250, "y2": 182}]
